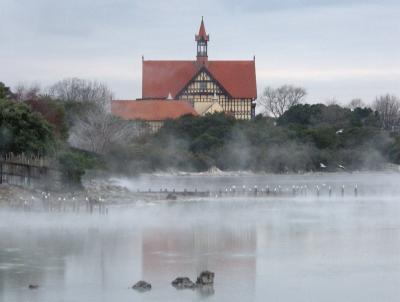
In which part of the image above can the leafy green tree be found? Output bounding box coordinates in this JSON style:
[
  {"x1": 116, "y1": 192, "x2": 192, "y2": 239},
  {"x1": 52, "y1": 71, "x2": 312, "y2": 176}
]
[
  {"x1": 26, "y1": 97, "x2": 69, "y2": 141},
  {"x1": 0, "y1": 82, "x2": 13, "y2": 99},
  {"x1": 57, "y1": 148, "x2": 101, "y2": 187},
  {"x1": 0, "y1": 99, "x2": 55, "y2": 155},
  {"x1": 387, "y1": 137, "x2": 400, "y2": 164},
  {"x1": 277, "y1": 104, "x2": 324, "y2": 126}
]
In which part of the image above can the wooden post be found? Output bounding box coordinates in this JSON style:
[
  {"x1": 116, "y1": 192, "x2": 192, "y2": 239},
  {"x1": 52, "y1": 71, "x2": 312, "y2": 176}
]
[{"x1": 27, "y1": 165, "x2": 31, "y2": 187}]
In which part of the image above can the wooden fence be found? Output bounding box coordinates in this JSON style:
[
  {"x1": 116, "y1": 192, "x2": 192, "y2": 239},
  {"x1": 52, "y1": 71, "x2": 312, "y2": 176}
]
[{"x1": 0, "y1": 153, "x2": 61, "y2": 189}]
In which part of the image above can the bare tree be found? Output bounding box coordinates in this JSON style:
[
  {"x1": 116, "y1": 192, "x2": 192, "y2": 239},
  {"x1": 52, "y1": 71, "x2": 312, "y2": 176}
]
[
  {"x1": 68, "y1": 108, "x2": 137, "y2": 154},
  {"x1": 48, "y1": 78, "x2": 113, "y2": 112},
  {"x1": 373, "y1": 94, "x2": 400, "y2": 131},
  {"x1": 374, "y1": 94, "x2": 400, "y2": 130},
  {"x1": 48, "y1": 78, "x2": 136, "y2": 153},
  {"x1": 258, "y1": 85, "x2": 307, "y2": 118},
  {"x1": 325, "y1": 98, "x2": 339, "y2": 106},
  {"x1": 347, "y1": 98, "x2": 365, "y2": 110},
  {"x1": 14, "y1": 83, "x2": 42, "y2": 101}
]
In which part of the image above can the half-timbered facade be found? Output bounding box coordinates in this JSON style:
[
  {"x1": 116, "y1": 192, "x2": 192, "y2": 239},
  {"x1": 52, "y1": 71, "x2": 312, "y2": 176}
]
[{"x1": 112, "y1": 18, "x2": 257, "y2": 133}]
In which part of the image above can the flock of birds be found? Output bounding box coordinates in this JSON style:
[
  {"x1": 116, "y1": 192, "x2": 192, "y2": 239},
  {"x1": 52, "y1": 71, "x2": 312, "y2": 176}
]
[
  {"x1": 216, "y1": 183, "x2": 358, "y2": 198},
  {"x1": 15, "y1": 192, "x2": 107, "y2": 213}
]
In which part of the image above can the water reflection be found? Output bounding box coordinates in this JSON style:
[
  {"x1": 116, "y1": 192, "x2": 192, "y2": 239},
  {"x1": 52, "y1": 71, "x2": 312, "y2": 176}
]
[
  {"x1": 1, "y1": 182, "x2": 400, "y2": 301},
  {"x1": 142, "y1": 225, "x2": 256, "y2": 298}
]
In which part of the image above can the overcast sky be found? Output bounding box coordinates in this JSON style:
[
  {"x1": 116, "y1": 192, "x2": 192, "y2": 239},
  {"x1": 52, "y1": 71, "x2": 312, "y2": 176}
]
[{"x1": 1, "y1": 0, "x2": 399, "y2": 104}]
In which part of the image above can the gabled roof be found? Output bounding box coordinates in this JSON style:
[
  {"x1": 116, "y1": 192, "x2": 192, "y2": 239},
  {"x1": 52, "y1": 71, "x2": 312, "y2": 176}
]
[
  {"x1": 111, "y1": 99, "x2": 198, "y2": 121},
  {"x1": 142, "y1": 61, "x2": 198, "y2": 99},
  {"x1": 207, "y1": 61, "x2": 257, "y2": 98},
  {"x1": 142, "y1": 60, "x2": 257, "y2": 99}
]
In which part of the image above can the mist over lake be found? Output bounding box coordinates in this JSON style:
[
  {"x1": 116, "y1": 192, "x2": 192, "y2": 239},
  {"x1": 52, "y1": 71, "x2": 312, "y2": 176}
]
[{"x1": 1, "y1": 173, "x2": 400, "y2": 302}]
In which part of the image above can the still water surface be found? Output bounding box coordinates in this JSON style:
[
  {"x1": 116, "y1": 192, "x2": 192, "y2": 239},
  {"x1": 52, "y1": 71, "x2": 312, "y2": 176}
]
[{"x1": 1, "y1": 173, "x2": 400, "y2": 302}]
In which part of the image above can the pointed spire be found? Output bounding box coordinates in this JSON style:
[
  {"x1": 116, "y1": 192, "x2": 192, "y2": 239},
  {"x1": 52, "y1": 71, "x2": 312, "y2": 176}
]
[{"x1": 196, "y1": 16, "x2": 209, "y2": 42}]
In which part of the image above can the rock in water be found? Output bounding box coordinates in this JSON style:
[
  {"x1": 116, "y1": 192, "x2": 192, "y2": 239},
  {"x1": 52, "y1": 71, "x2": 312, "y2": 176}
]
[
  {"x1": 28, "y1": 284, "x2": 39, "y2": 289},
  {"x1": 196, "y1": 271, "x2": 215, "y2": 286},
  {"x1": 171, "y1": 277, "x2": 196, "y2": 289},
  {"x1": 166, "y1": 193, "x2": 177, "y2": 200},
  {"x1": 132, "y1": 280, "x2": 152, "y2": 291}
]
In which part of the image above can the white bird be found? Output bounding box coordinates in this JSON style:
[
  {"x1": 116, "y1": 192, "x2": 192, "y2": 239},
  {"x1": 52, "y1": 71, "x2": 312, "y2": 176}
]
[
  {"x1": 336, "y1": 129, "x2": 344, "y2": 134},
  {"x1": 320, "y1": 163, "x2": 327, "y2": 168},
  {"x1": 338, "y1": 164, "x2": 345, "y2": 169}
]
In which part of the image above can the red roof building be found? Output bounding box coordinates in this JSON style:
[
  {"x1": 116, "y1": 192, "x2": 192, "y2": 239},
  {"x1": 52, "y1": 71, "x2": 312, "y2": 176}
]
[
  {"x1": 112, "y1": 99, "x2": 197, "y2": 134},
  {"x1": 112, "y1": 100, "x2": 197, "y2": 121},
  {"x1": 142, "y1": 60, "x2": 257, "y2": 100},
  {"x1": 112, "y1": 18, "x2": 257, "y2": 133}
]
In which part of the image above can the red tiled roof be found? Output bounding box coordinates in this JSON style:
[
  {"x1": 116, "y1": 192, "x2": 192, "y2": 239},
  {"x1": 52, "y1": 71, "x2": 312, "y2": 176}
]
[
  {"x1": 142, "y1": 61, "x2": 198, "y2": 99},
  {"x1": 208, "y1": 61, "x2": 257, "y2": 99},
  {"x1": 142, "y1": 60, "x2": 257, "y2": 99},
  {"x1": 111, "y1": 99, "x2": 198, "y2": 121}
]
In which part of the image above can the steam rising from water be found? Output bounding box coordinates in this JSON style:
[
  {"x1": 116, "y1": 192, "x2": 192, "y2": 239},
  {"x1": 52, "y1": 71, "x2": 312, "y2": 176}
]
[{"x1": 1, "y1": 173, "x2": 400, "y2": 302}]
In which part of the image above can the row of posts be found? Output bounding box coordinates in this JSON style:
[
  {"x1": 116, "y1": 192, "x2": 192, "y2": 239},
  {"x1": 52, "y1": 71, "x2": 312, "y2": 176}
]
[
  {"x1": 216, "y1": 184, "x2": 359, "y2": 198},
  {"x1": 8, "y1": 193, "x2": 108, "y2": 215},
  {"x1": 143, "y1": 184, "x2": 359, "y2": 198}
]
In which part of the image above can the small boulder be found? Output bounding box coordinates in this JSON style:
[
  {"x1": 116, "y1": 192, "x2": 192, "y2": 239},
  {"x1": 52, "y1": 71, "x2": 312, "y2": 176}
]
[
  {"x1": 166, "y1": 193, "x2": 177, "y2": 200},
  {"x1": 132, "y1": 280, "x2": 152, "y2": 292},
  {"x1": 28, "y1": 284, "x2": 39, "y2": 290},
  {"x1": 171, "y1": 277, "x2": 196, "y2": 289},
  {"x1": 196, "y1": 271, "x2": 215, "y2": 286}
]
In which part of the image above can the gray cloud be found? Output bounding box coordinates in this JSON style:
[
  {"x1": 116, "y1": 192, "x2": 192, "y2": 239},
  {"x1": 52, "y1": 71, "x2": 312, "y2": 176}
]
[
  {"x1": 0, "y1": 0, "x2": 399, "y2": 103},
  {"x1": 218, "y1": 0, "x2": 399, "y2": 12}
]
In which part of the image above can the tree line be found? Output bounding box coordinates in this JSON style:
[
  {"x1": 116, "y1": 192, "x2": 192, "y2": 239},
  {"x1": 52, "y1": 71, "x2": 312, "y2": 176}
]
[
  {"x1": 106, "y1": 85, "x2": 400, "y2": 173},
  {"x1": 0, "y1": 79, "x2": 136, "y2": 186},
  {"x1": 1, "y1": 80, "x2": 400, "y2": 182},
  {"x1": 258, "y1": 85, "x2": 400, "y2": 132}
]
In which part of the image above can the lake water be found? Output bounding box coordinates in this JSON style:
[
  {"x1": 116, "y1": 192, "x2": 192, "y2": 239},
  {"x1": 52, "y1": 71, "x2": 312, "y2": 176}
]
[{"x1": 1, "y1": 173, "x2": 400, "y2": 301}]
